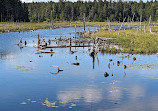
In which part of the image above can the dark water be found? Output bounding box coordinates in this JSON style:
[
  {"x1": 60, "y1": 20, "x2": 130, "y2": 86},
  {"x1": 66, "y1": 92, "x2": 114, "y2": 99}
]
[{"x1": 1, "y1": 27, "x2": 158, "y2": 111}]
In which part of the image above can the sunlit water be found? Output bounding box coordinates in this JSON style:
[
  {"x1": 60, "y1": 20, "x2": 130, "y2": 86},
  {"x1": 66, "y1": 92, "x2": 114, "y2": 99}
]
[{"x1": 0, "y1": 27, "x2": 158, "y2": 111}]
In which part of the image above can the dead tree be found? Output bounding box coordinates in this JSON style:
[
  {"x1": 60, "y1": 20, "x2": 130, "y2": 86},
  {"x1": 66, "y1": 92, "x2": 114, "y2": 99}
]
[
  {"x1": 38, "y1": 34, "x2": 40, "y2": 48},
  {"x1": 132, "y1": 12, "x2": 135, "y2": 25},
  {"x1": 144, "y1": 21, "x2": 146, "y2": 33},
  {"x1": 83, "y1": 13, "x2": 86, "y2": 32},
  {"x1": 140, "y1": 14, "x2": 142, "y2": 31},
  {"x1": 75, "y1": 21, "x2": 77, "y2": 38},
  {"x1": 149, "y1": 15, "x2": 152, "y2": 33},
  {"x1": 50, "y1": 10, "x2": 53, "y2": 29},
  {"x1": 107, "y1": 19, "x2": 111, "y2": 33}
]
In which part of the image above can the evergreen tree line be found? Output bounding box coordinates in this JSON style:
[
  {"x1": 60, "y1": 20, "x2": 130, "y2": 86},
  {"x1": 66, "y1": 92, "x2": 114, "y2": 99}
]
[
  {"x1": 0, "y1": 0, "x2": 29, "y2": 22},
  {"x1": 1, "y1": 0, "x2": 158, "y2": 22},
  {"x1": 27, "y1": 0, "x2": 158, "y2": 22}
]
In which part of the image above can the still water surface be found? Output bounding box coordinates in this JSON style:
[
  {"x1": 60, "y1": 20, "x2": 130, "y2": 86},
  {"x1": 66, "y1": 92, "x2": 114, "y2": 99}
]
[{"x1": 0, "y1": 27, "x2": 158, "y2": 111}]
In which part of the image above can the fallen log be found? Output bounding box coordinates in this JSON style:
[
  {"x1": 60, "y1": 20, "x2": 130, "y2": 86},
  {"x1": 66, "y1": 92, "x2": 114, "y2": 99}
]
[
  {"x1": 38, "y1": 50, "x2": 55, "y2": 53},
  {"x1": 45, "y1": 45, "x2": 92, "y2": 48}
]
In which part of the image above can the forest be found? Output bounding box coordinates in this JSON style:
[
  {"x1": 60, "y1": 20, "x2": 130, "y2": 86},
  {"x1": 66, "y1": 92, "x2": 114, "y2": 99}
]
[
  {"x1": 1, "y1": 0, "x2": 158, "y2": 22},
  {"x1": 0, "y1": 0, "x2": 29, "y2": 22}
]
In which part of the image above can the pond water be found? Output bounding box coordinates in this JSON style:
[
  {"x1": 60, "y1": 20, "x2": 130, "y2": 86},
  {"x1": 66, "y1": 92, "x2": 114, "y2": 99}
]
[{"x1": 0, "y1": 27, "x2": 158, "y2": 111}]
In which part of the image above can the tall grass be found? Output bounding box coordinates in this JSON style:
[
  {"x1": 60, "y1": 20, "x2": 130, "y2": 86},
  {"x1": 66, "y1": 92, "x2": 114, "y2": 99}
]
[
  {"x1": 92, "y1": 27, "x2": 158, "y2": 54},
  {"x1": 0, "y1": 21, "x2": 145, "y2": 33}
]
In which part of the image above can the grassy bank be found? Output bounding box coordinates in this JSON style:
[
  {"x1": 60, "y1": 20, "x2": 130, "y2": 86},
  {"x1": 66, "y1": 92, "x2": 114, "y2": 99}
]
[
  {"x1": 0, "y1": 21, "x2": 110, "y2": 32},
  {"x1": 91, "y1": 26, "x2": 158, "y2": 54},
  {"x1": 0, "y1": 21, "x2": 151, "y2": 33}
]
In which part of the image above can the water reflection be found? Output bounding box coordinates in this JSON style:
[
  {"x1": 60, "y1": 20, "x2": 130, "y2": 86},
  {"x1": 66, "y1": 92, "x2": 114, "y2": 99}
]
[
  {"x1": 1, "y1": 27, "x2": 158, "y2": 111},
  {"x1": 57, "y1": 86, "x2": 103, "y2": 103}
]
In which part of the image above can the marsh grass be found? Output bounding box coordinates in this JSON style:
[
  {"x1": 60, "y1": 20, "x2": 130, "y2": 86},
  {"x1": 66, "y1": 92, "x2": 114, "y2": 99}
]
[
  {"x1": 93, "y1": 26, "x2": 158, "y2": 54},
  {"x1": 0, "y1": 21, "x2": 145, "y2": 33}
]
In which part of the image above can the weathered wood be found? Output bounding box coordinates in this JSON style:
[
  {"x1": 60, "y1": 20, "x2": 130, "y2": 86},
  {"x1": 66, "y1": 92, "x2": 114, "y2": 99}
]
[
  {"x1": 45, "y1": 45, "x2": 92, "y2": 48},
  {"x1": 38, "y1": 49, "x2": 55, "y2": 53},
  {"x1": 149, "y1": 15, "x2": 152, "y2": 33},
  {"x1": 83, "y1": 13, "x2": 86, "y2": 32},
  {"x1": 144, "y1": 22, "x2": 146, "y2": 33},
  {"x1": 50, "y1": 65, "x2": 63, "y2": 72},
  {"x1": 75, "y1": 21, "x2": 77, "y2": 38},
  {"x1": 140, "y1": 14, "x2": 142, "y2": 31},
  {"x1": 38, "y1": 34, "x2": 40, "y2": 48}
]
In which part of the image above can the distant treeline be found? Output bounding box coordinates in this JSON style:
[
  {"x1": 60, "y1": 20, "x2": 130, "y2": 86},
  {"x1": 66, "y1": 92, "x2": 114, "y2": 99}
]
[
  {"x1": 0, "y1": 0, "x2": 29, "y2": 22},
  {"x1": 27, "y1": 0, "x2": 158, "y2": 22},
  {"x1": 1, "y1": 0, "x2": 158, "y2": 22}
]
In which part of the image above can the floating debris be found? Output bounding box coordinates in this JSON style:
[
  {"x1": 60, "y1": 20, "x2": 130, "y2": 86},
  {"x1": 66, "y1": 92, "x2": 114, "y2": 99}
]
[
  {"x1": 117, "y1": 61, "x2": 120, "y2": 66},
  {"x1": 133, "y1": 57, "x2": 136, "y2": 61},
  {"x1": 40, "y1": 50, "x2": 55, "y2": 53},
  {"x1": 71, "y1": 51, "x2": 77, "y2": 54},
  {"x1": 39, "y1": 55, "x2": 43, "y2": 57},
  {"x1": 124, "y1": 65, "x2": 127, "y2": 69},
  {"x1": 148, "y1": 76, "x2": 158, "y2": 79},
  {"x1": 27, "y1": 99, "x2": 31, "y2": 101},
  {"x1": 31, "y1": 101, "x2": 37, "y2": 103},
  {"x1": 71, "y1": 103, "x2": 77, "y2": 107},
  {"x1": 108, "y1": 63, "x2": 110, "y2": 69},
  {"x1": 72, "y1": 62, "x2": 80, "y2": 66},
  {"x1": 50, "y1": 65, "x2": 63, "y2": 72},
  {"x1": 104, "y1": 72, "x2": 109, "y2": 78},
  {"x1": 42, "y1": 99, "x2": 58, "y2": 108},
  {"x1": 25, "y1": 40, "x2": 27, "y2": 46},
  {"x1": 21, "y1": 102, "x2": 27, "y2": 105},
  {"x1": 109, "y1": 59, "x2": 113, "y2": 62}
]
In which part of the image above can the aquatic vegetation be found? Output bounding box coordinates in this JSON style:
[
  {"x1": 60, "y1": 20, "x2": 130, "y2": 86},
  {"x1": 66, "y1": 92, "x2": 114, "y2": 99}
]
[
  {"x1": 42, "y1": 99, "x2": 58, "y2": 108},
  {"x1": 148, "y1": 76, "x2": 158, "y2": 80},
  {"x1": 16, "y1": 66, "x2": 33, "y2": 71},
  {"x1": 125, "y1": 63, "x2": 158, "y2": 69},
  {"x1": 20, "y1": 98, "x2": 77, "y2": 109},
  {"x1": 31, "y1": 101, "x2": 36, "y2": 103},
  {"x1": 27, "y1": 99, "x2": 31, "y2": 101},
  {"x1": 21, "y1": 102, "x2": 27, "y2": 105},
  {"x1": 99, "y1": 47, "x2": 121, "y2": 54},
  {"x1": 118, "y1": 55, "x2": 131, "y2": 59}
]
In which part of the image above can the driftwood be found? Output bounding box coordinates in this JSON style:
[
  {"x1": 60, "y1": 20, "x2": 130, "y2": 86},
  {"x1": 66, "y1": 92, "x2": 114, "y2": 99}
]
[
  {"x1": 38, "y1": 50, "x2": 55, "y2": 53},
  {"x1": 50, "y1": 65, "x2": 63, "y2": 72},
  {"x1": 72, "y1": 62, "x2": 80, "y2": 65},
  {"x1": 45, "y1": 45, "x2": 92, "y2": 48}
]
